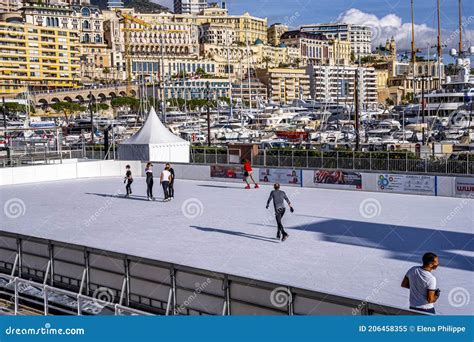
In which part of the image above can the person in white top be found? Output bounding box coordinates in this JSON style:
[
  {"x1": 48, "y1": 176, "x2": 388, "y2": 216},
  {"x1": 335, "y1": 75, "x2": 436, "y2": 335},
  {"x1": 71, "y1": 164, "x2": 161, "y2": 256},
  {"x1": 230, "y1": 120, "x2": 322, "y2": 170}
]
[
  {"x1": 160, "y1": 165, "x2": 172, "y2": 202},
  {"x1": 401, "y1": 252, "x2": 440, "y2": 314}
]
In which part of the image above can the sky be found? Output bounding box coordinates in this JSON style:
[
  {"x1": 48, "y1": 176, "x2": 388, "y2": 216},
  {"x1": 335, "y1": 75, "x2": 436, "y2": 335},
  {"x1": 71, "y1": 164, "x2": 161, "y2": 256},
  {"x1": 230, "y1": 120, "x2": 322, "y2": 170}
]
[{"x1": 153, "y1": 0, "x2": 474, "y2": 54}]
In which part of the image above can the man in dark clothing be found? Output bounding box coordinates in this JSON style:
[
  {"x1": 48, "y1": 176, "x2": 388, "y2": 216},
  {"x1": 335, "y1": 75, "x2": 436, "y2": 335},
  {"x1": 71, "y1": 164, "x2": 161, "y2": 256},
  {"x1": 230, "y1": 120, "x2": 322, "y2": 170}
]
[
  {"x1": 124, "y1": 165, "x2": 133, "y2": 197},
  {"x1": 266, "y1": 183, "x2": 294, "y2": 241},
  {"x1": 166, "y1": 163, "x2": 175, "y2": 199}
]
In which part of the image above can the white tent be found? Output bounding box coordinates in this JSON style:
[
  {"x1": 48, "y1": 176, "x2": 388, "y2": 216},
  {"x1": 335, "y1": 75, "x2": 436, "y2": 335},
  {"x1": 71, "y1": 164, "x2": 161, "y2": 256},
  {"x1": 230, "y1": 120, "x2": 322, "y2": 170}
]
[{"x1": 118, "y1": 107, "x2": 190, "y2": 163}]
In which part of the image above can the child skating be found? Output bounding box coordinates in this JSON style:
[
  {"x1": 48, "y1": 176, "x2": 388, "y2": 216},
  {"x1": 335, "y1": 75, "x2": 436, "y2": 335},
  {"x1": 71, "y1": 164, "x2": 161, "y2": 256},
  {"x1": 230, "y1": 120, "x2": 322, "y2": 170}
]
[{"x1": 124, "y1": 164, "x2": 133, "y2": 197}]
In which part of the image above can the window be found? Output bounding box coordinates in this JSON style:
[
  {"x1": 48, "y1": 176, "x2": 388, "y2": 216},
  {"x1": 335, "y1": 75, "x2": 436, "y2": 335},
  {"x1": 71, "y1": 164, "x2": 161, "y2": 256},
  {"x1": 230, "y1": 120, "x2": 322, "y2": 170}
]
[
  {"x1": 82, "y1": 20, "x2": 90, "y2": 30},
  {"x1": 81, "y1": 7, "x2": 91, "y2": 17}
]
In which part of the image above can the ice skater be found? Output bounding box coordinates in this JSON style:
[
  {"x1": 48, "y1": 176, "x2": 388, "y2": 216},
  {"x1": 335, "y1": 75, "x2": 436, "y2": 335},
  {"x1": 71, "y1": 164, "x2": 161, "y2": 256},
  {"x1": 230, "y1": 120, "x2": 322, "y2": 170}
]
[
  {"x1": 124, "y1": 164, "x2": 133, "y2": 197},
  {"x1": 145, "y1": 162, "x2": 155, "y2": 201},
  {"x1": 160, "y1": 165, "x2": 172, "y2": 202},
  {"x1": 166, "y1": 163, "x2": 175, "y2": 199},
  {"x1": 401, "y1": 252, "x2": 440, "y2": 314},
  {"x1": 242, "y1": 158, "x2": 259, "y2": 189},
  {"x1": 266, "y1": 183, "x2": 294, "y2": 241}
]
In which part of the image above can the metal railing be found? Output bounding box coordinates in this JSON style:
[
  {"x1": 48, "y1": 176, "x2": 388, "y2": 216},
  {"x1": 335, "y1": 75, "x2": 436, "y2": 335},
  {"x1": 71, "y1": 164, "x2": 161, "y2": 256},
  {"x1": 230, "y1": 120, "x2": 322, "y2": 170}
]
[
  {"x1": 0, "y1": 147, "x2": 108, "y2": 168},
  {"x1": 0, "y1": 232, "x2": 424, "y2": 316},
  {"x1": 190, "y1": 150, "x2": 474, "y2": 175}
]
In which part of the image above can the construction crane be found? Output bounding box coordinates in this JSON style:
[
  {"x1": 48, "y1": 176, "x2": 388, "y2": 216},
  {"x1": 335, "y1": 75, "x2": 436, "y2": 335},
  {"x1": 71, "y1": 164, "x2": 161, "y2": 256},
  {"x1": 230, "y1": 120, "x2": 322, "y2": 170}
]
[
  {"x1": 115, "y1": 10, "x2": 151, "y2": 93},
  {"x1": 115, "y1": 10, "x2": 188, "y2": 95}
]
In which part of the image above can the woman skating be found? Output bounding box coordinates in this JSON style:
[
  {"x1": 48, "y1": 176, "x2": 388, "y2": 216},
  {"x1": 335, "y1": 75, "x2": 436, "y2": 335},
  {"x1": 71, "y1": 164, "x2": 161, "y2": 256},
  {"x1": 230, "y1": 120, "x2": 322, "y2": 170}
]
[{"x1": 145, "y1": 162, "x2": 155, "y2": 201}]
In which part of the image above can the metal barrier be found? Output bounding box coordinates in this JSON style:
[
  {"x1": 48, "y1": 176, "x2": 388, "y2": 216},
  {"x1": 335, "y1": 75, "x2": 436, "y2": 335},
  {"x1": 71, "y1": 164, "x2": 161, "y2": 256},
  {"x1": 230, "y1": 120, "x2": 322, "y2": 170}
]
[
  {"x1": 0, "y1": 232, "x2": 423, "y2": 316},
  {"x1": 190, "y1": 150, "x2": 473, "y2": 175}
]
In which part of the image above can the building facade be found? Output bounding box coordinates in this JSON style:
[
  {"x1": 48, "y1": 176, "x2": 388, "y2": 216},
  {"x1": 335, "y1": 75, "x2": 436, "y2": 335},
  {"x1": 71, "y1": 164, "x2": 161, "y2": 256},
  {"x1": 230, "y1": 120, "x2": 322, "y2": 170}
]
[
  {"x1": 174, "y1": 0, "x2": 208, "y2": 14},
  {"x1": 0, "y1": 21, "x2": 80, "y2": 94},
  {"x1": 267, "y1": 23, "x2": 288, "y2": 46},
  {"x1": 256, "y1": 67, "x2": 310, "y2": 104},
  {"x1": 280, "y1": 30, "x2": 331, "y2": 66},
  {"x1": 164, "y1": 78, "x2": 231, "y2": 100},
  {"x1": 301, "y1": 23, "x2": 372, "y2": 57},
  {"x1": 307, "y1": 64, "x2": 378, "y2": 106},
  {"x1": 22, "y1": 3, "x2": 110, "y2": 82}
]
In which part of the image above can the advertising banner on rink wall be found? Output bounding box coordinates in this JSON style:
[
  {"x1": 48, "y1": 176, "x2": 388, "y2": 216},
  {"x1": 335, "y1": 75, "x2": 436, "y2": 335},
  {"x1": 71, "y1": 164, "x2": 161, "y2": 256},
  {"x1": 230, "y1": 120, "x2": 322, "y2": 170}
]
[
  {"x1": 377, "y1": 174, "x2": 436, "y2": 195},
  {"x1": 454, "y1": 177, "x2": 474, "y2": 198},
  {"x1": 259, "y1": 168, "x2": 302, "y2": 185},
  {"x1": 210, "y1": 165, "x2": 245, "y2": 179},
  {"x1": 313, "y1": 169, "x2": 362, "y2": 189}
]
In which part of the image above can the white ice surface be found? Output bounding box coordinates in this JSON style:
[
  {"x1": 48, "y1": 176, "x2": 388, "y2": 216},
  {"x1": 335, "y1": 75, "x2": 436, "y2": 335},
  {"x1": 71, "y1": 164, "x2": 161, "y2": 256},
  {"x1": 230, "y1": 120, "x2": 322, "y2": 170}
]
[{"x1": 1, "y1": 178, "x2": 473, "y2": 315}]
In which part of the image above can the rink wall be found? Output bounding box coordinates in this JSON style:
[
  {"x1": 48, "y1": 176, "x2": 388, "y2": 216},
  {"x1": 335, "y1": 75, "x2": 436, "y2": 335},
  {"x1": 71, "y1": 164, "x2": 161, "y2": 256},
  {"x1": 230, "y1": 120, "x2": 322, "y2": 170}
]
[
  {"x1": 0, "y1": 160, "x2": 142, "y2": 186},
  {"x1": 166, "y1": 163, "x2": 474, "y2": 199},
  {"x1": 1, "y1": 161, "x2": 473, "y2": 199}
]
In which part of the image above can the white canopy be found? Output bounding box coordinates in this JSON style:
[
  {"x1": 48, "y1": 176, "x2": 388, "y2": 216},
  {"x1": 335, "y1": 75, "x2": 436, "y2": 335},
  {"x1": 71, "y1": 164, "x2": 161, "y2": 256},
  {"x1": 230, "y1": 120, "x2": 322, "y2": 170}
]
[{"x1": 118, "y1": 107, "x2": 190, "y2": 163}]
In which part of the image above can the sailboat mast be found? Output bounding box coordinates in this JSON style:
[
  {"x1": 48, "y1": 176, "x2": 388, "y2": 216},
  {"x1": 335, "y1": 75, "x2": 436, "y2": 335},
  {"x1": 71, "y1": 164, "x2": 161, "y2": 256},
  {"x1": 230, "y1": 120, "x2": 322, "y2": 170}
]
[
  {"x1": 410, "y1": 0, "x2": 416, "y2": 64},
  {"x1": 458, "y1": 0, "x2": 463, "y2": 53},
  {"x1": 437, "y1": 0, "x2": 442, "y2": 90}
]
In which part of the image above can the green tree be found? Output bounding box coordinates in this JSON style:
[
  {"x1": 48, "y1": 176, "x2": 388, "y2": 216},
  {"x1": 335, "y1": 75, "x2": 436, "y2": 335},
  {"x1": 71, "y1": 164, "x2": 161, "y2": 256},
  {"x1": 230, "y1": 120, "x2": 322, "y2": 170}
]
[
  {"x1": 110, "y1": 96, "x2": 140, "y2": 112},
  {"x1": 262, "y1": 56, "x2": 272, "y2": 69},
  {"x1": 51, "y1": 102, "x2": 86, "y2": 123}
]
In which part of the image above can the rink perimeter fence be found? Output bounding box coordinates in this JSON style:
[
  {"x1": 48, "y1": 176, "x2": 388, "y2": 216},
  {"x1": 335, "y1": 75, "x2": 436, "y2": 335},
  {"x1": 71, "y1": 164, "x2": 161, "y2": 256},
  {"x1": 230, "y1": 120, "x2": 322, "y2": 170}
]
[{"x1": 0, "y1": 232, "x2": 422, "y2": 317}]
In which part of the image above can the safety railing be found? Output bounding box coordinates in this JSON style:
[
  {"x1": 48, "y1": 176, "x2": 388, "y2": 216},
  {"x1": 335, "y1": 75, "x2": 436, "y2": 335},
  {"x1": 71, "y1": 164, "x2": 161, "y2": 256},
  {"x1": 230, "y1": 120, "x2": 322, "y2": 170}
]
[{"x1": 190, "y1": 150, "x2": 474, "y2": 175}]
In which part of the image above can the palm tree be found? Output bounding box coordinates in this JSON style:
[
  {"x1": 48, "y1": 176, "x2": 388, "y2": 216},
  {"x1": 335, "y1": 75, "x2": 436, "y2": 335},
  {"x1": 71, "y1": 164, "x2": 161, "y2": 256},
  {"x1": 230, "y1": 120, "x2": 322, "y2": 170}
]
[{"x1": 262, "y1": 56, "x2": 272, "y2": 69}]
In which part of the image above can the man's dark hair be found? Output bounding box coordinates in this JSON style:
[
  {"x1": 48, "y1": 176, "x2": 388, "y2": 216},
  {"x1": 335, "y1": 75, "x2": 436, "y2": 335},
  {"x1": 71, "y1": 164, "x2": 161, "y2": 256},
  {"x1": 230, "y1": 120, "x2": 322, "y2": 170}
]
[
  {"x1": 422, "y1": 252, "x2": 437, "y2": 265},
  {"x1": 274, "y1": 183, "x2": 280, "y2": 190},
  {"x1": 126, "y1": 165, "x2": 130, "y2": 168}
]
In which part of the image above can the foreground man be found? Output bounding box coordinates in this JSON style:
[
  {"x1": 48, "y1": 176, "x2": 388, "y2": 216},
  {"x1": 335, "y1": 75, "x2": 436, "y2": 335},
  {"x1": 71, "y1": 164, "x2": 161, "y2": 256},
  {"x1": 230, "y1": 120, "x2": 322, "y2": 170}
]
[
  {"x1": 401, "y1": 252, "x2": 440, "y2": 314},
  {"x1": 266, "y1": 183, "x2": 294, "y2": 241}
]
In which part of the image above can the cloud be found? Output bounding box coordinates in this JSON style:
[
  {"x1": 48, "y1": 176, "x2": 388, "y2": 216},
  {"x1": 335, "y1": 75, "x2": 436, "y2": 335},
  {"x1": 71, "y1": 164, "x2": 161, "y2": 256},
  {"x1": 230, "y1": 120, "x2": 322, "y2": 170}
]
[{"x1": 337, "y1": 8, "x2": 474, "y2": 52}]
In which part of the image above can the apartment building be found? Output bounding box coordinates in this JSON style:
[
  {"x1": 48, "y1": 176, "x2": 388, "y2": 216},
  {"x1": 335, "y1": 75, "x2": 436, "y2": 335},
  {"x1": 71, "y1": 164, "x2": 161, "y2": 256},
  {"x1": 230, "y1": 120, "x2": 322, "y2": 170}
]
[
  {"x1": 300, "y1": 23, "x2": 372, "y2": 57},
  {"x1": 256, "y1": 67, "x2": 310, "y2": 104},
  {"x1": 0, "y1": 21, "x2": 80, "y2": 94}
]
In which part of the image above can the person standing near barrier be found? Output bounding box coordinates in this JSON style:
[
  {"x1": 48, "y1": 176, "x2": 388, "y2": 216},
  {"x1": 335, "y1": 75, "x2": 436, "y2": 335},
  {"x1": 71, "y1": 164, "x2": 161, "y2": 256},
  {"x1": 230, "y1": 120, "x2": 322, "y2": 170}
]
[
  {"x1": 145, "y1": 162, "x2": 155, "y2": 201},
  {"x1": 266, "y1": 183, "x2": 293, "y2": 241},
  {"x1": 401, "y1": 252, "x2": 440, "y2": 314},
  {"x1": 166, "y1": 163, "x2": 175, "y2": 199},
  {"x1": 160, "y1": 165, "x2": 172, "y2": 202},
  {"x1": 242, "y1": 158, "x2": 259, "y2": 189},
  {"x1": 124, "y1": 164, "x2": 133, "y2": 197}
]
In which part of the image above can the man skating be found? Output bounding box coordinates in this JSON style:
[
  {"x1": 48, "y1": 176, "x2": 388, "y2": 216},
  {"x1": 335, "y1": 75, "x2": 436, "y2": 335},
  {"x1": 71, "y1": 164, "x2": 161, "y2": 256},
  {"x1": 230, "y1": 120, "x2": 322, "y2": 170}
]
[
  {"x1": 266, "y1": 183, "x2": 294, "y2": 241},
  {"x1": 242, "y1": 158, "x2": 259, "y2": 189}
]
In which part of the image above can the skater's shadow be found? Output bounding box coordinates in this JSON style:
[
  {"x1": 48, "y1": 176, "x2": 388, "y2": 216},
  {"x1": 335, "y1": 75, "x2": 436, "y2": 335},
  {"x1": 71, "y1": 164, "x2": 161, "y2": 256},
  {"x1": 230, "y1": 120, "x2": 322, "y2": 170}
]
[
  {"x1": 190, "y1": 226, "x2": 279, "y2": 243},
  {"x1": 85, "y1": 192, "x2": 157, "y2": 202}
]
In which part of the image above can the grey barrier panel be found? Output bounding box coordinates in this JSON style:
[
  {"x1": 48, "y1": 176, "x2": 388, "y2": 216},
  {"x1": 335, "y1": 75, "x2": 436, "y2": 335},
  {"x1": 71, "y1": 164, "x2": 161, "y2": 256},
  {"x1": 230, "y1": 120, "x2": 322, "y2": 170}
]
[
  {"x1": 293, "y1": 294, "x2": 357, "y2": 315},
  {"x1": 21, "y1": 240, "x2": 49, "y2": 276},
  {"x1": 230, "y1": 301, "x2": 287, "y2": 316},
  {"x1": 230, "y1": 281, "x2": 285, "y2": 311},
  {"x1": 53, "y1": 247, "x2": 85, "y2": 284},
  {"x1": 129, "y1": 261, "x2": 172, "y2": 306},
  {"x1": 176, "y1": 288, "x2": 223, "y2": 315},
  {"x1": 0, "y1": 236, "x2": 16, "y2": 269},
  {"x1": 88, "y1": 252, "x2": 126, "y2": 292}
]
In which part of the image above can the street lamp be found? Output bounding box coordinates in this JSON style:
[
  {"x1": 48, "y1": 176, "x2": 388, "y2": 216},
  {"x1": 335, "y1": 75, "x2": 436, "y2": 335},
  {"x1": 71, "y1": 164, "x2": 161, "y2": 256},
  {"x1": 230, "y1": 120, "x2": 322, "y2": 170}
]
[{"x1": 414, "y1": 74, "x2": 433, "y2": 145}]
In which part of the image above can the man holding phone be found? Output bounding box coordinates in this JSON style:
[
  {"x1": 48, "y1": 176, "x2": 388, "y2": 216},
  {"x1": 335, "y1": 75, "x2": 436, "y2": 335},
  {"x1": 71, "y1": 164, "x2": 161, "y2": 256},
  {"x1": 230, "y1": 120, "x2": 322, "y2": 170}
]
[{"x1": 401, "y1": 252, "x2": 440, "y2": 314}]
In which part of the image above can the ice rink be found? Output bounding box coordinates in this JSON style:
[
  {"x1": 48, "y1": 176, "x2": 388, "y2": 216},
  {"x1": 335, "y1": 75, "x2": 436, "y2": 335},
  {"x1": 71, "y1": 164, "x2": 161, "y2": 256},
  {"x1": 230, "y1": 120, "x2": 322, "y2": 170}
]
[{"x1": 1, "y1": 177, "x2": 473, "y2": 315}]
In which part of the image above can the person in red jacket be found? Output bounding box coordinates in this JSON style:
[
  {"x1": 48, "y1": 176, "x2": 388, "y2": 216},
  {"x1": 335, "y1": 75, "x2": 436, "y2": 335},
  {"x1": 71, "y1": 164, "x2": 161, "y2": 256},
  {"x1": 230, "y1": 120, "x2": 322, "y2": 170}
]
[{"x1": 242, "y1": 158, "x2": 259, "y2": 189}]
